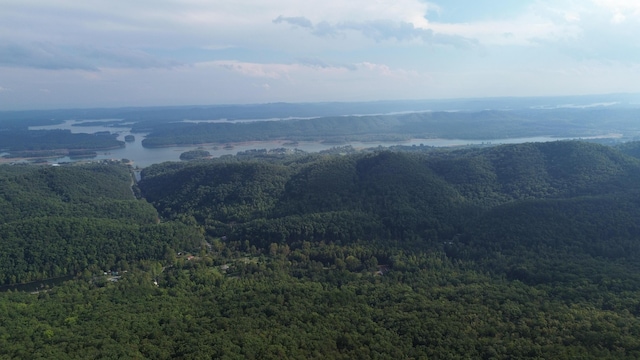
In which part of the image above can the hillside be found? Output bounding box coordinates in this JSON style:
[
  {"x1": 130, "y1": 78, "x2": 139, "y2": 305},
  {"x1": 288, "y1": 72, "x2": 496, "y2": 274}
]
[
  {"x1": 4, "y1": 141, "x2": 640, "y2": 358},
  {"x1": 140, "y1": 140, "x2": 640, "y2": 246},
  {"x1": 0, "y1": 163, "x2": 203, "y2": 285},
  {"x1": 138, "y1": 109, "x2": 639, "y2": 147}
]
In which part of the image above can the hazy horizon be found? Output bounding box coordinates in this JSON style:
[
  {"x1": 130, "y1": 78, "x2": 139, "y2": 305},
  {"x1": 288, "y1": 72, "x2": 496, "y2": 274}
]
[{"x1": 2, "y1": 92, "x2": 640, "y2": 115}]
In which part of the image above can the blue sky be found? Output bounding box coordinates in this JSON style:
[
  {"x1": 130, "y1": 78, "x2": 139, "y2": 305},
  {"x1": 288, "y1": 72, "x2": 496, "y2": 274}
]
[{"x1": 1, "y1": 0, "x2": 640, "y2": 110}]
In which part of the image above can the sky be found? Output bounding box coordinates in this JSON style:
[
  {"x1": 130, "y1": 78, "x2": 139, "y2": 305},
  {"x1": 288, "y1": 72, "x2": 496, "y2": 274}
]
[{"x1": 1, "y1": 0, "x2": 640, "y2": 110}]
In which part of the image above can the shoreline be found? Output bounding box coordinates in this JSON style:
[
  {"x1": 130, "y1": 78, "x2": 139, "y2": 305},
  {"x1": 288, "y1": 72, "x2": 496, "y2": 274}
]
[
  {"x1": 0, "y1": 144, "x2": 126, "y2": 164},
  {"x1": 1, "y1": 134, "x2": 625, "y2": 166}
]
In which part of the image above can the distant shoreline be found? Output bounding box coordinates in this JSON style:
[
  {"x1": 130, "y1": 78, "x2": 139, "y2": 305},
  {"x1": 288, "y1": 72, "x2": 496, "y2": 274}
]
[{"x1": 0, "y1": 144, "x2": 126, "y2": 164}]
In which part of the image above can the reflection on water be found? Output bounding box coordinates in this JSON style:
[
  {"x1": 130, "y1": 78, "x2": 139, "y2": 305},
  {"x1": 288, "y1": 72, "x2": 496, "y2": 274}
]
[{"x1": 29, "y1": 119, "x2": 575, "y2": 168}]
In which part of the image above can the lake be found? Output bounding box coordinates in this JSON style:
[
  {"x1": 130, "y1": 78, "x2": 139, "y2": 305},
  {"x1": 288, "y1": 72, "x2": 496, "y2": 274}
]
[{"x1": 29, "y1": 119, "x2": 583, "y2": 168}]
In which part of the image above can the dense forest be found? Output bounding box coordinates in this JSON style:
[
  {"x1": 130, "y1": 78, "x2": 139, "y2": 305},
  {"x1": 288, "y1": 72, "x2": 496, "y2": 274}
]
[
  {"x1": 0, "y1": 163, "x2": 202, "y2": 285},
  {"x1": 4, "y1": 141, "x2": 640, "y2": 358}
]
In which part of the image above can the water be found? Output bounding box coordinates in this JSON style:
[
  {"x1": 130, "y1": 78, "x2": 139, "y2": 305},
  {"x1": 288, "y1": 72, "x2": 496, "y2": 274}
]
[
  {"x1": 28, "y1": 119, "x2": 584, "y2": 168},
  {"x1": 182, "y1": 116, "x2": 316, "y2": 124}
]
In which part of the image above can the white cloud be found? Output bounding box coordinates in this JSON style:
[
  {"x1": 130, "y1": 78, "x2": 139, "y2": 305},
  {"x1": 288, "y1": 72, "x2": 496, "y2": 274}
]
[
  {"x1": 266, "y1": 0, "x2": 434, "y2": 26},
  {"x1": 273, "y1": 17, "x2": 478, "y2": 48},
  {"x1": 592, "y1": 0, "x2": 640, "y2": 23},
  {"x1": 424, "y1": 0, "x2": 640, "y2": 66},
  {"x1": 356, "y1": 62, "x2": 419, "y2": 78},
  {"x1": 2, "y1": 0, "x2": 638, "y2": 54},
  {"x1": 428, "y1": 3, "x2": 584, "y2": 47},
  {"x1": 0, "y1": 0, "x2": 447, "y2": 54},
  {"x1": 210, "y1": 61, "x2": 294, "y2": 79},
  {"x1": 297, "y1": 58, "x2": 357, "y2": 71},
  {"x1": 207, "y1": 59, "x2": 419, "y2": 81}
]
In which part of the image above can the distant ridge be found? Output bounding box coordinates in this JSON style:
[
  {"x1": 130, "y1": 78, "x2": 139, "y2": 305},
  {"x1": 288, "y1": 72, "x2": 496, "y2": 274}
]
[{"x1": 2, "y1": 93, "x2": 640, "y2": 121}]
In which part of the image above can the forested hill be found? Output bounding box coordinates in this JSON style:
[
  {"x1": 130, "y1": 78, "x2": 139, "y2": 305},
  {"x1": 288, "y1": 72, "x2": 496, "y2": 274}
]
[
  {"x1": 7, "y1": 141, "x2": 640, "y2": 358},
  {"x1": 138, "y1": 108, "x2": 639, "y2": 147},
  {"x1": 140, "y1": 140, "x2": 640, "y2": 246},
  {"x1": 140, "y1": 140, "x2": 640, "y2": 286},
  {"x1": 0, "y1": 163, "x2": 203, "y2": 285}
]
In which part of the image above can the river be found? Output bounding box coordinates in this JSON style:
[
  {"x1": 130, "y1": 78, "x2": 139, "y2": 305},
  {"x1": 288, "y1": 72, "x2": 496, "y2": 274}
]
[{"x1": 28, "y1": 119, "x2": 584, "y2": 168}]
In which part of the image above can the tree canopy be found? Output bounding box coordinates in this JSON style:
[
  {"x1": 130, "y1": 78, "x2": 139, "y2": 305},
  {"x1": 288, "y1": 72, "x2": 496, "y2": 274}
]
[{"x1": 4, "y1": 141, "x2": 640, "y2": 358}]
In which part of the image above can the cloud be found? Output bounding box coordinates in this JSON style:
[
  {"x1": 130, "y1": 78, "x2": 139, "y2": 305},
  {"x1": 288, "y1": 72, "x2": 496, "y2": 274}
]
[
  {"x1": 213, "y1": 61, "x2": 289, "y2": 79},
  {"x1": 207, "y1": 59, "x2": 418, "y2": 81},
  {"x1": 592, "y1": 0, "x2": 640, "y2": 23},
  {"x1": 509, "y1": 1, "x2": 640, "y2": 63},
  {"x1": 312, "y1": 21, "x2": 341, "y2": 37},
  {"x1": 210, "y1": 59, "x2": 360, "y2": 80},
  {"x1": 342, "y1": 20, "x2": 423, "y2": 42},
  {"x1": 356, "y1": 62, "x2": 420, "y2": 78},
  {"x1": 428, "y1": 15, "x2": 582, "y2": 47},
  {"x1": 272, "y1": 15, "x2": 313, "y2": 28},
  {"x1": 273, "y1": 16, "x2": 478, "y2": 48},
  {"x1": 0, "y1": 42, "x2": 181, "y2": 70},
  {"x1": 273, "y1": 16, "x2": 340, "y2": 37},
  {"x1": 0, "y1": 86, "x2": 9, "y2": 92},
  {"x1": 0, "y1": 42, "x2": 98, "y2": 71},
  {"x1": 253, "y1": 83, "x2": 271, "y2": 91},
  {"x1": 297, "y1": 57, "x2": 357, "y2": 71},
  {"x1": 79, "y1": 46, "x2": 183, "y2": 69}
]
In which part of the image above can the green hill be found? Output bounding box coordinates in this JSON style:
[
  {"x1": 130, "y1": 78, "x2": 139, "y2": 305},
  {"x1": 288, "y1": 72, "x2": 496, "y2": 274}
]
[
  {"x1": 0, "y1": 163, "x2": 202, "y2": 285},
  {"x1": 6, "y1": 141, "x2": 640, "y2": 358},
  {"x1": 140, "y1": 141, "x2": 640, "y2": 248}
]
